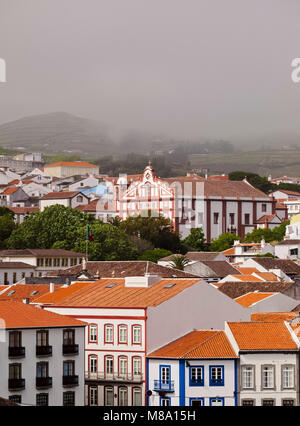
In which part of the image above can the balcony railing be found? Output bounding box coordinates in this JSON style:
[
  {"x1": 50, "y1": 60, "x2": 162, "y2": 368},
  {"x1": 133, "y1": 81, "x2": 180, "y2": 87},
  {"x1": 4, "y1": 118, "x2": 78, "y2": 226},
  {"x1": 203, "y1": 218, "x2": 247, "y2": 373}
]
[
  {"x1": 8, "y1": 346, "x2": 25, "y2": 358},
  {"x1": 210, "y1": 378, "x2": 224, "y2": 386},
  {"x1": 63, "y1": 375, "x2": 79, "y2": 387},
  {"x1": 62, "y1": 344, "x2": 79, "y2": 356},
  {"x1": 85, "y1": 371, "x2": 143, "y2": 383},
  {"x1": 36, "y1": 345, "x2": 52, "y2": 357},
  {"x1": 8, "y1": 378, "x2": 25, "y2": 391},
  {"x1": 190, "y1": 378, "x2": 204, "y2": 386},
  {"x1": 36, "y1": 377, "x2": 52, "y2": 389},
  {"x1": 153, "y1": 380, "x2": 174, "y2": 392}
]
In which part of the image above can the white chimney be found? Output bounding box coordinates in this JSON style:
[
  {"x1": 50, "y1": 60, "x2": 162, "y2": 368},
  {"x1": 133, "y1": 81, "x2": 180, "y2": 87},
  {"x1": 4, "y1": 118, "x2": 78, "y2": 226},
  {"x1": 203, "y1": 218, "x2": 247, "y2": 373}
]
[
  {"x1": 261, "y1": 238, "x2": 265, "y2": 248},
  {"x1": 125, "y1": 275, "x2": 161, "y2": 288},
  {"x1": 50, "y1": 283, "x2": 55, "y2": 293},
  {"x1": 22, "y1": 298, "x2": 30, "y2": 304}
]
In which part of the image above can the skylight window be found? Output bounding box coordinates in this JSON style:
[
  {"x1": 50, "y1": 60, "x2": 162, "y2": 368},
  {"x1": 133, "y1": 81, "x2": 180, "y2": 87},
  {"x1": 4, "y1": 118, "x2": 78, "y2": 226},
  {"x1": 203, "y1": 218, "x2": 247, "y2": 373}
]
[
  {"x1": 7, "y1": 290, "x2": 16, "y2": 296},
  {"x1": 30, "y1": 290, "x2": 38, "y2": 296},
  {"x1": 164, "y1": 283, "x2": 176, "y2": 289},
  {"x1": 105, "y1": 283, "x2": 117, "y2": 288}
]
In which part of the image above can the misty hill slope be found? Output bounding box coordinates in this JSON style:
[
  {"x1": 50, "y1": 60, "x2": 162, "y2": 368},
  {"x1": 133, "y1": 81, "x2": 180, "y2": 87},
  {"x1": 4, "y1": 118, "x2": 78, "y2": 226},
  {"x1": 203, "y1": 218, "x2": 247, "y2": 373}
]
[{"x1": 0, "y1": 112, "x2": 114, "y2": 156}]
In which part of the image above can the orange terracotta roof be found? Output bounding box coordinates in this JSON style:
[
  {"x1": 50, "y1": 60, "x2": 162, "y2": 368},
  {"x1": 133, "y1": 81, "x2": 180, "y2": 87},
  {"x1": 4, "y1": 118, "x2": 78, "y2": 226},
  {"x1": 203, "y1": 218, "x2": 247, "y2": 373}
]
[
  {"x1": 40, "y1": 191, "x2": 81, "y2": 200},
  {"x1": 46, "y1": 161, "x2": 97, "y2": 168},
  {"x1": 33, "y1": 282, "x2": 95, "y2": 304},
  {"x1": 227, "y1": 321, "x2": 298, "y2": 350},
  {"x1": 8, "y1": 207, "x2": 39, "y2": 214},
  {"x1": 0, "y1": 284, "x2": 62, "y2": 302},
  {"x1": 148, "y1": 330, "x2": 237, "y2": 359},
  {"x1": 236, "y1": 267, "x2": 260, "y2": 275},
  {"x1": 2, "y1": 187, "x2": 19, "y2": 195},
  {"x1": 233, "y1": 275, "x2": 264, "y2": 282},
  {"x1": 222, "y1": 248, "x2": 234, "y2": 255},
  {"x1": 254, "y1": 272, "x2": 278, "y2": 281},
  {"x1": 251, "y1": 312, "x2": 298, "y2": 322},
  {"x1": 0, "y1": 300, "x2": 87, "y2": 329},
  {"x1": 35, "y1": 278, "x2": 202, "y2": 308},
  {"x1": 234, "y1": 292, "x2": 276, "y2": 307}
]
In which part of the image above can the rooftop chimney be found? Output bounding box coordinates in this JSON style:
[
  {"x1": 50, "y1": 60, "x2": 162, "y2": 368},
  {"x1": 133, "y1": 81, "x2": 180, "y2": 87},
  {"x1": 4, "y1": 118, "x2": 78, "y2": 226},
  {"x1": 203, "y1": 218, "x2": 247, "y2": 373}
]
[
  {"x1": 125, "y1": 275, "x2": 161, "y2": 288},
  {"x1": 50, "y1": 283, "x2": 55, "y2": 293}
]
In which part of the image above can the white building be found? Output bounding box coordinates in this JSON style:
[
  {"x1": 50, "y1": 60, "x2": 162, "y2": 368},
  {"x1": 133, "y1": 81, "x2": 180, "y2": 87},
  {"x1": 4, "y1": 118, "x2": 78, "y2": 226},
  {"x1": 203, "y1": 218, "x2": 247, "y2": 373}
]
[
  {"x1": 147, "y1": 330, "x2": 238, "y2": 406},
  {"x1": 0, "y1": 249, "x2": 85, "y2": 275},
  {"x1": 0, "y1": 262, "x2": 37, "y2": 285},
  {"x1": 34, "y1": 274, "x2": 251, "y2": 406},
  {"x1": 225, "y1": 321, "x2": 300, "y2": 406},
  {"x1": 0, "y1": 300, "x2": 86, "y2": 406},
  {"x1": 222, "y1": 240, "x2": 275, "y2": 264},
  {"x1": 39, "y1": 191, "x2": 90, "y2": 212}
]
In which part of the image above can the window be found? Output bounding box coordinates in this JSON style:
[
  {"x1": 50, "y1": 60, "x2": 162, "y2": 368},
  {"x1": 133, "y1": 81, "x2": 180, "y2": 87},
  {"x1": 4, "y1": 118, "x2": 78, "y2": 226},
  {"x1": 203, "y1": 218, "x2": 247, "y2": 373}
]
[
  {"x1": 242, "y1": 400, "x2": 255, "y2": 406},
  {"x1": 105, "y1": 356, "x2": 113, "y2": 375},
  {"x1": 105, "y1": 386, "x2": 114, "y2": 406},
  {"x1": 190, "y1": 366, "x2": 204, "y2": 386},
  {"x1": 210, "y1": 398, "x2": 224, "y2": 406},
  {"x1": 63, "y1": 329, "x2": 75, "y2": 345},
  {"x1": 77, "y1": 195, "x2": 83, "y2": 202},
  {"x1": 119, "y1": 387, "x2": 128, "y2": 406},
  {"x1": 89, "y1": 356, "x2": 97, "y2": 374},
  {"x1": 13, "y1": 272, "x2": 17, "y2": 283},
  {"x1": 22, "y1": 272, "x2": 26, "y2": 279},
  {"x1": 262, "y1": 399, "x2": 275, "y2": 406},
  {"x1": 262, "y1": 366, "x2": 274, "y2": 389},
  {"x1": 132, "y1": 325, "x2": 141, "y2": 344},
  {"x1": 37, "y1": 330, "x2": 48, "y2": 347},
  {"x1": 9, "y1": 395, "x2": 21, "y2": 404},
  {"x1": 9, "y1": 363, "x2": 22, "y2": 379},
  {"x1": 89, "y1": 324, "x2": 98, "y2": 343},
  {"x1": 104, "y1": 324, "x2": 114, "y2": 343},
  {"x1": 36, "y1": 393, "x2": 48, "y2": 406},
  {"x1": 89, "y1": 387, "x2": 98, "y2": 406},
  {"x1": 262, "y1": 204, "x2": 267, "y2": 212},
  {"x1": 290, "y1": 248, "x2": 298, "y2": 256},
  {"x1": 241, "y1": 366, "x2": 254, "y2": 389},
  {"x1": 282, "y1": 365, "x2": 294, "y2": 389},
  {"x1": 119, "y1": 356, "x2": 127, "y2": 376},
  {"x1": 63, "y1": 360, "x2": 75, "y2": 377},
  {"x1": 132, "y1": 388, "x2": 142, "y2": 406},
  {"x1": 63, "y1": 391, "x2": 75, "y2": 406},
  {"x1": 132, "y1": 357, "x2": 141, "y2": 376},
  {"x1": 4, "y1": 272, "x2": 8, "y2": 285},
  {"x1": 209, "y1": 366, "x2": 224, "y2": 386},
  {"x1": 118, "y1": 325, "x2": 127, "y2": 344},
  {"x1": 229, "y1": 213, "x2": 235, "y2": 225},
  {"x1": 37, "y1": 362, "x2": 48, "y2": 378},
  {"x1": 244, "y1": 213, "x2": 250, "y2": 225},
  {"x1": 190, "y1": 398, "x2": 204, "y2": 406},
  {"x1": 9, "y1": 331, "x2": 22, "y2": 348},
  {"x1": 213, "y1": 212, "x2": 219, "y2": 224},
  {"x1": 282, "y1": 399, "x2": 295, "y2": 406},
  {"x1": 160, "y1": 397, "x2": 170, "y2": 406}
]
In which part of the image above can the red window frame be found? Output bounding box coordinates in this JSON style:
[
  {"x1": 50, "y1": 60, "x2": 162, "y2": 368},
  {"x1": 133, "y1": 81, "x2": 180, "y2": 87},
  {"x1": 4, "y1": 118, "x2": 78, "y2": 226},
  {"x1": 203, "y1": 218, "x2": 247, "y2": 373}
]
[
  {"x1": 88, "y1": 354, "x2": 98, "y2": 373},
  {"x1": 104, "y1": 323, "x2": 114, "y2": 344},
  {"x1": 118, "y1": 355, "x2": 128, "y2": 376},
  {"x1": 104, "y1": 355, "x2": 114, "y2": 376},
  {"x1": 118, "y1": 324, "x2": 128, "y2": 345},
  {"x1": 132, "y1": 356, "x2": 142, "y2": 376},
  {"x1": 131, "y1": 324, "x2": 142, "y2": 345},
  {"x1": 88, "y1": 323, "x2": 98, "y2": 344}
]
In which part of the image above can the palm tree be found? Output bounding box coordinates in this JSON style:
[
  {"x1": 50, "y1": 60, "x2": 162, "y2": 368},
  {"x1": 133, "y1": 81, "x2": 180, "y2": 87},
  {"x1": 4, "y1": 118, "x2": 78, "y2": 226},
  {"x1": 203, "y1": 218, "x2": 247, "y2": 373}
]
[{"x1": 168, "y1": 254, "x2": 190, "y2": 271}]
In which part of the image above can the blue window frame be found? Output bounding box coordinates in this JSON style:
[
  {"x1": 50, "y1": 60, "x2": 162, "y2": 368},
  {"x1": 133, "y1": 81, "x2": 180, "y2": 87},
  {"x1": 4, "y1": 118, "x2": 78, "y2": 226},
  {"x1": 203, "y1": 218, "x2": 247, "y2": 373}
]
[
  {"x1": 160, "y1": 396, "x2": 171, "y2": 406},
  {"x1": 154, "y1": 365, "x2": 174, "y2": 392},
  {"x1": 189, "y1": 365, "x2": 204, "y2": 386},
  {"x1": 209, "y1": 365, "x2": 224, "y2": 386},
  {"x1": 209, "y1": 397, "x2": 225, "y2": 406},
  {"x1": 189, "y1": 397, "x2": 204, "y2": 406}
]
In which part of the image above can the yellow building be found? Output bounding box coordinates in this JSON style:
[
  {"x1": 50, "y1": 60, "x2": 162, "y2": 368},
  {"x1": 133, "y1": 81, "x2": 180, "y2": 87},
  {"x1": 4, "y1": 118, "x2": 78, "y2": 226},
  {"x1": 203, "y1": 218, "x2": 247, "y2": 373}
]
[{"x1": 44, "y1": 161, "x2": 99, "y2": 178}]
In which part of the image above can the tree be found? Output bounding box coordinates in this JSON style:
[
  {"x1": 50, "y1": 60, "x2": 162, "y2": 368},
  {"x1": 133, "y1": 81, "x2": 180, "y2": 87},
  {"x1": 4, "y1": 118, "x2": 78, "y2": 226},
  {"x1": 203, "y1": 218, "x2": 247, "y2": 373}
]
[
  {"x1": 183, "y1": 227, "x2": 208, "y2": 251},
  {"x1": 120, "y1": 213, "x2": 182, "y2": 252},
  {"x1": 168, "y1": 254, "x2": 190, "y2": 270},
  {"x1": 0, "y1": 212, "x2": 17, "y2": 249},
  {"x1": 138, "y1": 249, "x2": 173, "y2": 263},
  {"x1": 210, "y1": 233, "x2": 240, "y2": 252},
  {"x1": 7, "y1": 205, "x2": 95, "y2": 250},
  {"x1": 244, "y1": 221, "x2": 289, "y2": 244},
  {"x1": 229, "y1": 171, "x2": 273, "y2": 194}
]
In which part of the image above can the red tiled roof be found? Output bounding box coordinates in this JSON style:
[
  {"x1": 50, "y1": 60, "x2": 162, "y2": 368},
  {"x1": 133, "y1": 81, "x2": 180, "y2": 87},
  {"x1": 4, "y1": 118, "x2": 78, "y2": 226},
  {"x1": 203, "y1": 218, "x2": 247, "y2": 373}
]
[
  {"x1": 234, "y1": 292, "x2": 276, "y2": 307},
  {"x1": 0, "y1": 300, "x2": 86, "y2": 328},
  {"x1": 227, "y1": 321, "x2": 298, "y2": 350},
  {"x1": 251, "y1": 312, "x2": 298, "y2": 322},
  {"x1": 46, "y1": 161, "x2": 97, "y2": 168},
  {"x1": 40, "y1": 191, "x2": 82, "y2": 199},
  {"x1": 2, "y1": 187, "x2": 19, "y2": 195},
  {"x1": 0, "y1": 284, "x2": 62, "y2": 302},
  {"x1": 148, "y1": 330, "x2": 237, "y2": 359},
  {"x1": 8, "y1": 207, "x2": 39, "y2": 214}
]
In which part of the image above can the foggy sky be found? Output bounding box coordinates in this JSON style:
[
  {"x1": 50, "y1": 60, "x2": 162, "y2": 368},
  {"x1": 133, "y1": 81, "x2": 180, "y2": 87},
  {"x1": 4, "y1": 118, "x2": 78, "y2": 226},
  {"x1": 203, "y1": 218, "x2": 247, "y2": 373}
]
[{"x1": 0, "y1": 0, "x2": 300, "y2": 145}]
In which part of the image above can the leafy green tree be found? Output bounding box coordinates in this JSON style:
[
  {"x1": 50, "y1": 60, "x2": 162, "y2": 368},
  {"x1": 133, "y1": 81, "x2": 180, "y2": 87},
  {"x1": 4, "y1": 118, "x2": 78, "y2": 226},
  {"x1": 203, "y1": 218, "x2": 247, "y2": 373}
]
[
  {"x1": 168, "y1": 254, "x2": 190, "y2": 270},
  {"x1": 210, "y1": 233, "x2": 240, "y2": 252},
  {"x1": 183, "y1": 227, "x2": 207, "y2": 251},
  {"x1": 138, "y1": 248, "x2": 173, "y2": 263},
  {"x1": 120, "y1": 213, "x2": 182, "y2": 252},
  {"x1": 73, "y1": 222, "x2": 138, "y2": 261},
  {"x1": 229, "y1": 171, "x2": 273, "y2": 194},
  {"x1": 243, "y1": 228, "x2": 274, "y2": 243},
  {"x1": 0, "y1": 212, "x2": 17, "y2": 249},
  {"x1": 7, "y1": 205, "x2": 95, "y2": 250}
]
